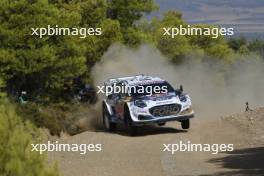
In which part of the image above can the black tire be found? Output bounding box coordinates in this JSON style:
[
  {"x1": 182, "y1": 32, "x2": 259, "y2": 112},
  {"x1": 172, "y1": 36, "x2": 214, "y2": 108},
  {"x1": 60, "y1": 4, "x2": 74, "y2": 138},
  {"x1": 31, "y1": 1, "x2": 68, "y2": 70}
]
[
  {"x1": 158, "y1": 122, "x2": 166, "y2": 126},
  {"x1": 124, "y1": 106, "x2": 138, "y2": 136},
  {"x1": 181, "y1": 119, "x2": 190, "y2": 129},
  {"x1": 102, "y1": 103, "x2": 116, "y2": 132}
]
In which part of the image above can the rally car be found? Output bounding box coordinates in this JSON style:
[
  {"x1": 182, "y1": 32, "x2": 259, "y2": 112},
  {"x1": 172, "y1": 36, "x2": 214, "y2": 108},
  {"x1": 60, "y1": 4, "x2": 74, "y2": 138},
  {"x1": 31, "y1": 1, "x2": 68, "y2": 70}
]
[{"x1": 102, "y1": 75, "x2": 194, "y2": 135}]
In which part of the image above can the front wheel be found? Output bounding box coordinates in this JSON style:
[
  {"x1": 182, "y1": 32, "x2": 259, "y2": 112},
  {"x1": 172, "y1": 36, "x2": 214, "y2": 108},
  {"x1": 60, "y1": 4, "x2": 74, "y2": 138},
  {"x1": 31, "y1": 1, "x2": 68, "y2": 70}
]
[
  {"x1": 127, "y1": 119, "x2": 138, "y2": 136},
  {"x1": 181, "y1": 119, "x2": 190, "y2": 129},
  {"x1": 124, "y1": 107, "x2": 138, "y2": 136},
  {"x1": 158, "y1": 122, "x2": 166, "y2": 126}
]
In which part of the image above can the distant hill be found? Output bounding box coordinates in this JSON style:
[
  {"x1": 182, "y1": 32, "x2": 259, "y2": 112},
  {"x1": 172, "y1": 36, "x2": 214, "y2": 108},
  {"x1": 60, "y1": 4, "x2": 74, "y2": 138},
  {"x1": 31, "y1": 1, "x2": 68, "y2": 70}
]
[{"x1": 148, "y1": 0, "x2": 264, "y2": 39}]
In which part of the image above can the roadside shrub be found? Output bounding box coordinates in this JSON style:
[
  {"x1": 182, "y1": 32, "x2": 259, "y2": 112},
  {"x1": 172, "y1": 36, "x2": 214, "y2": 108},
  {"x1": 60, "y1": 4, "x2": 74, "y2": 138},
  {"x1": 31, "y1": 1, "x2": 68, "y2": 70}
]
[
  {"x1": 0, "y1": 99, "x2": 59, "y2": 176},
  {"x1": 16, "y1": 102, "x2": 91, "y2": 136},
  {"x1": 16, "y1": 103, "x2": 66, "y2": 136}
]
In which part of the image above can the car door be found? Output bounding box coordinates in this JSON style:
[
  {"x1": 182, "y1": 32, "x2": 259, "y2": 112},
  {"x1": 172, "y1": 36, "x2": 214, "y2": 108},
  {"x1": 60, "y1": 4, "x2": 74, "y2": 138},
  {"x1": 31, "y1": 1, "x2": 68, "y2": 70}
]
[
  {"x1": 114, "y1": 82, "x2": 127, "y2": 119},
  {"x1": 114, "y1": 93, "x2": 124, "y2": 119}
]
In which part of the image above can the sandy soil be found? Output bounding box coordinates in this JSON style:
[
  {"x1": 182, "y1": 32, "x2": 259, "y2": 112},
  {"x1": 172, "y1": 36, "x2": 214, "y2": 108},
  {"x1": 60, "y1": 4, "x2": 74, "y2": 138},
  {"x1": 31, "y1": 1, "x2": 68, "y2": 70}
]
[{"x1": 48, "y1": 108, "x2": 264, "y2": 176}]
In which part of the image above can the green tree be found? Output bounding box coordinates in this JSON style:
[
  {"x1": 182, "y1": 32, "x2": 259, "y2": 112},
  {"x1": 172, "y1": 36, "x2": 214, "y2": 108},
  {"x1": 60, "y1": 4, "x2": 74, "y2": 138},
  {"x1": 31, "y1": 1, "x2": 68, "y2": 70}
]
[
  {"x1": 106, "y1": 0, "x2": 157, "y2": 46},
  {"x1": 248, "y1": 39, "x2": 264, "y2": 59},
  {"x1": 149, "y1": 11, "x2": 192, "y2": 62},
  {"x1": 228, "y1": 37, "x2": 247, "y2": 51},
  {"x1": 0, "y1": 99, "x2": 59, "y2": 176},
  {"x1": 206, "y1": 43, "x2": 233, "y2": 62},
  {"x1": 49, "y1": 0, "x2": 123, "y2": 82},
  {"x1": 0, "y1": 0, "x2": 86, "y2": 99},
  {"x1": 0, "y1": 78, "x2": 5, "y2": 98},
  {"x1": 139, "y1": 11, "x2": 234, "y2": 62},
  {"x1": 79, "y1": 18, "x2": 122, "y2": 83},
  {"x1": 238, "y1": 45, "x2": 249, "y2": 55},
  {"x1": 107, "y1": 0, "x2": 157, "y2": 28}
]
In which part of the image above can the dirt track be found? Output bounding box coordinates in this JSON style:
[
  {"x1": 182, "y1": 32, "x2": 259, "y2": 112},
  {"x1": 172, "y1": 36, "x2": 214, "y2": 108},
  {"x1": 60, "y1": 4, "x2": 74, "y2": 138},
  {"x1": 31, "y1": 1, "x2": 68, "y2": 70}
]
[{"x1": 48, "y1": 109, "x2": 264, "y2": 176}]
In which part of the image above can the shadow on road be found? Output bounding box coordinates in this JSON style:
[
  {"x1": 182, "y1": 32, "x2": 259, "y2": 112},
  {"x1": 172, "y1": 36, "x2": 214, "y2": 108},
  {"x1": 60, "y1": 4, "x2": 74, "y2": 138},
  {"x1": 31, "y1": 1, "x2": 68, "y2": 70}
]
[
  {"x1": 205, "y1": 147, "x2": 264, "y2": 176},
  {"x1": 80, "y1": 121, "x2": 187, "y2": 136},
  {"x1": 114, "y1": 125, "x2": 187, "y2": 137},
  {"x1": 72, "y1": 112, "x2": 187, "y2": 136}
]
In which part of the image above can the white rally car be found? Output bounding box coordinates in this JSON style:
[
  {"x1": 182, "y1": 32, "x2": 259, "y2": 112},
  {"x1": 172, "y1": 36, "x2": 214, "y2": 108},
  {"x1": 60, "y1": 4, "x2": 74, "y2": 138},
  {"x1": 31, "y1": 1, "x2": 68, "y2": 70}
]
[{"x1": 102, "y1": 75, "x2": 194, "y2": 135}]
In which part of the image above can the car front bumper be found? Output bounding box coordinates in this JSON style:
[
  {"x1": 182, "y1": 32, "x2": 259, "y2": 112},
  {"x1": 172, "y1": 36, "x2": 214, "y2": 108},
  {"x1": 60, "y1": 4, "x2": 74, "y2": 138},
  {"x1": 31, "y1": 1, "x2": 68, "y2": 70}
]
[{"x1": 131, "y1": 113, "x2": 194, "y2": 126}]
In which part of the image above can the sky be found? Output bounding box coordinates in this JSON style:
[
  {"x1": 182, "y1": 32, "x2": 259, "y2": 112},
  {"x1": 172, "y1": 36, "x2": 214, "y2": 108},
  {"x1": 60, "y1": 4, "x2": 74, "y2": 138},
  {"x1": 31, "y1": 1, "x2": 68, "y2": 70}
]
[{"x1": 150, "y1": 0, "x2": 264, "y2": 38}]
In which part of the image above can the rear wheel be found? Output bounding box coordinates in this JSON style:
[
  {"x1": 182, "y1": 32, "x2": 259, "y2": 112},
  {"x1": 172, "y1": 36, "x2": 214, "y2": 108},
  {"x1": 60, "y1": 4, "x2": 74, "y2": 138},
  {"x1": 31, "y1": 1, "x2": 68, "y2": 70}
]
[
  {"x1": 102, "y1": 103, "x2": 116, "y2": 132},
  {"x1": 181, "y1": 119, "x2": 190, "y2": 129}
]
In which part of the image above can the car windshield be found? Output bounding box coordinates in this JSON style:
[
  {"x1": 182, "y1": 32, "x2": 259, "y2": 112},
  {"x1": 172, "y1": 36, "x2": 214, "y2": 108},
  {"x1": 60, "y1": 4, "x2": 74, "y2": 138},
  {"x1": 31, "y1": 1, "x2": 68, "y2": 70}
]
[{"x1": 129, "y1": 81, "x2": 175, "y2": 97}]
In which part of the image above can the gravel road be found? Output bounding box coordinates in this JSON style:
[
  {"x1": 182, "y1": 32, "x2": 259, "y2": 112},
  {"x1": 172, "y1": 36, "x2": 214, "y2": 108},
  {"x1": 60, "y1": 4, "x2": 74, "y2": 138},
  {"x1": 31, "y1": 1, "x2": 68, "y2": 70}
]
[{"x1": 48, "y1": 108, "x2": 264, "y2": 176}]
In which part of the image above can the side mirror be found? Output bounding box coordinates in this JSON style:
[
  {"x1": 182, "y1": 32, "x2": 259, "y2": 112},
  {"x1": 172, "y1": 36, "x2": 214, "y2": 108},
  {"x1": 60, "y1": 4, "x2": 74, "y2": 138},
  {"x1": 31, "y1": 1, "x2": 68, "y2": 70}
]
[
  {"x1": 175, "y1": 85, "x2": 183, "y2": 95},
  {"x1": 179, "y1": 85, "x2": 183, "y2": 92}
]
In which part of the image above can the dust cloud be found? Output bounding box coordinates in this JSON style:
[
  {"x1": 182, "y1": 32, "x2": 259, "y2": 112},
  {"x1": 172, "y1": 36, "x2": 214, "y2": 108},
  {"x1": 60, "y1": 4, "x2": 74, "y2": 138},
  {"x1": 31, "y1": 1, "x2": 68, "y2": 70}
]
[{"x1": 92, "y1": 44, "x2": 264, "y2": 118}]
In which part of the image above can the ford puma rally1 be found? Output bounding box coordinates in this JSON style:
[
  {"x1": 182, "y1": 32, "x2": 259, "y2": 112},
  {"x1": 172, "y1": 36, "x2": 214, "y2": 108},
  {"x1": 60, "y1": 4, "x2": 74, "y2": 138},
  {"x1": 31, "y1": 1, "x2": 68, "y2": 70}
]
[{"x1": 102, "y1": 75, "x2": 194, "y2": 135}]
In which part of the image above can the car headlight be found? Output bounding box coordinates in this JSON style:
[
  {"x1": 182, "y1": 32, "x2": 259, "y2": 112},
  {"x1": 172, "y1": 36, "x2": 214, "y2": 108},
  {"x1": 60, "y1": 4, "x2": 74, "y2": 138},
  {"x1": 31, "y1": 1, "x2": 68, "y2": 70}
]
[
  {"x1": 179, "y1": 94, "x2": 187, "y2": 102},
  {"x1": 134, "y1": 100, "x2": 147, "y2": 108},
  {"x1": 180, "y1": 107, "x2": 193, "y2": 115}
]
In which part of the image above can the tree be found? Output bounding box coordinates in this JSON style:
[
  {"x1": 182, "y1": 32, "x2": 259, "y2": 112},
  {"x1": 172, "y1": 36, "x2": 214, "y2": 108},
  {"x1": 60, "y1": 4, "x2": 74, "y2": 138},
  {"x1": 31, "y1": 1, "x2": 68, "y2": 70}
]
[
  {"x1": 107, "y1": 0, "x2": 157, "y2": 28},
  {"x1": 106, "y1": 0, "x2": 157, "y2": 46},
  {"x1": 0, "y1": 0, "x2": 86, "y2": 100},
  {"x1": 238, "y1": 45, "x2": 249, "y2": 55},
  {"x1": 206, "y1": 43, "x2": 233, "y2": 62},
  {"x1": 148, "y1": 11, "x2": 192, "y2": 63},
  {"x1": 0, "y1": 99, "x2": 59, "y2": 176},
  {"x1": 0, "y1": 77, "x2": 5, "y2": 98},
  {"x1": 248, "y1": 39, "x2": 264, "y2": 59},
  {"x1": 38, "y1": 0, "x2": 123, "y2": 84},
  {"x1": 228, "y1": 37, "x2": 247, "y2": 51},
  {"x1": 139, "y1": 11, "x2": 235, "y2": 63},
  {"x1": 157, "y1": 34, "x2": 192, "y2": 63}
]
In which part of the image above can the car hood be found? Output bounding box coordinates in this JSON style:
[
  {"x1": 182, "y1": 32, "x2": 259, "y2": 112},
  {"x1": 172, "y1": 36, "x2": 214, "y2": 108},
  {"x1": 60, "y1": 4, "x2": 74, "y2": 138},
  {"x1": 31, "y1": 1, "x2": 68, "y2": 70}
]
[{"x1": 135, "y1": 92, "x2": 179, "y2": 103}]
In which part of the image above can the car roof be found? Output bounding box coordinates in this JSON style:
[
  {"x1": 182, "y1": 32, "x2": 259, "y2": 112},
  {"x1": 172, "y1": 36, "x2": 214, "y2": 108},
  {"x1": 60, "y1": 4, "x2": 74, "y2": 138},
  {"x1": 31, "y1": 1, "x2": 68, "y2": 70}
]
[{"x1": 105, "y1": 75, "x2": 165, "y2": 86}]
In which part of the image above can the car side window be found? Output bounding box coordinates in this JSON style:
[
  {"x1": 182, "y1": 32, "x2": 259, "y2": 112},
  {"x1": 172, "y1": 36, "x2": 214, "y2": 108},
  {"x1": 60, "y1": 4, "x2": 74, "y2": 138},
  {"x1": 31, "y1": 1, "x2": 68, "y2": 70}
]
[
  {"x1": 116, "y1": 82, "x2": 127, "y2": 99},
  {"x1": 114, "y1": 93, "x2": 121, "y2": 100},
  {"x1": 107, "y1": 83, "x2": 120, "y2": 100},
  {"x1": 108, "y1": 93, "x2": 118, "y2": 100}
]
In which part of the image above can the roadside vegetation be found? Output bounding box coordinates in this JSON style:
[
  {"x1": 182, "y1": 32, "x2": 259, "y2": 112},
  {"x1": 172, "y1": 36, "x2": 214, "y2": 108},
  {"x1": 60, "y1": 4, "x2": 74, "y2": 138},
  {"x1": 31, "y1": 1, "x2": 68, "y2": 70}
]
[{"x1": 0, "y1": 89, "x2": 59, "y2": 176}]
